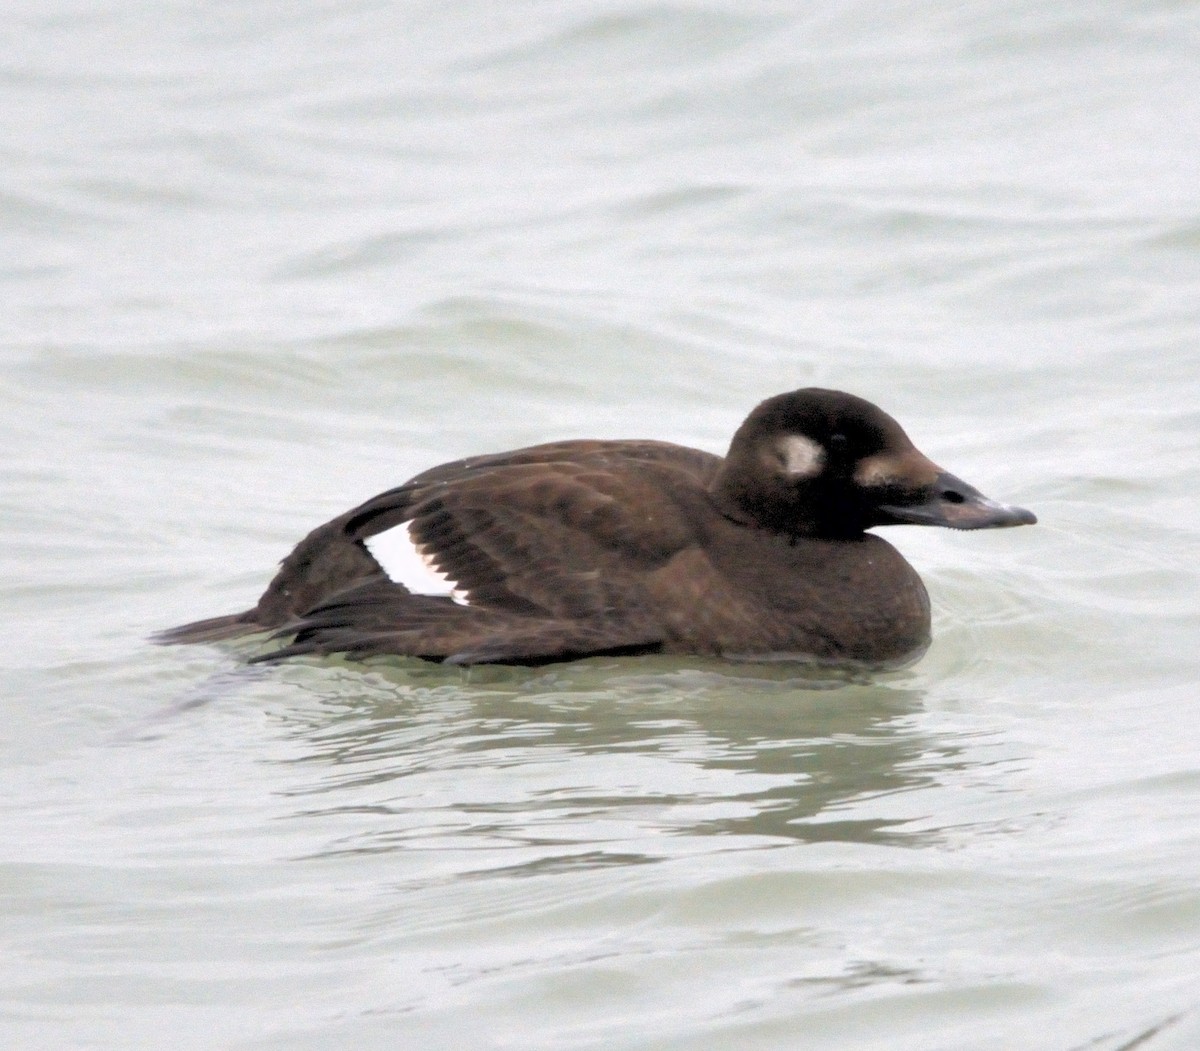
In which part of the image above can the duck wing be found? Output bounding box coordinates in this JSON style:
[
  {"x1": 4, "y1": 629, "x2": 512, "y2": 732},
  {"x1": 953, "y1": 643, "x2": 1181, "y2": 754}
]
[
  {"x1": 254, "y1": 439, "x2": 721, "y2": 663},
  {"x1": 344, "y1": 440, "x2": 718, "y2": 618},
  {"x1": 252, "y1": 582, "x2": 665, "y2": 665}
]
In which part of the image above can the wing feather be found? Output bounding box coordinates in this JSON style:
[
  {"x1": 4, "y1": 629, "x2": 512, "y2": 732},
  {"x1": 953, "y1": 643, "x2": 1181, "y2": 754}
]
[
  {"x1": 346, "y1": 441, "x2": 721, "y2": 623},
  {"x1": 211, "y1": 438, "x2": 724, "y2": 662}
]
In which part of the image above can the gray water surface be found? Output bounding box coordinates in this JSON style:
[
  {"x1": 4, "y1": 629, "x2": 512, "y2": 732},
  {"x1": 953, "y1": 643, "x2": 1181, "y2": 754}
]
[{"x1": 4, "y1": 2, "x2": 1200, "y2": 1049}]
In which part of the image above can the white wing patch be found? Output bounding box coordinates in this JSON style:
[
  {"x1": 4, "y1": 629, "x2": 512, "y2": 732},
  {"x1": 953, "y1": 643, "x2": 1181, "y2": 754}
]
[{"x1": 363, "y1": 522, "x2": 471, "y2": 606}]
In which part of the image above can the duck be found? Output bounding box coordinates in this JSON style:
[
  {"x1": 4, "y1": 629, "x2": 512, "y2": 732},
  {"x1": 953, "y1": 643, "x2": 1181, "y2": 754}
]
[{"x1": 158, "y1": 388, "x2": 1035, "y2": 667}]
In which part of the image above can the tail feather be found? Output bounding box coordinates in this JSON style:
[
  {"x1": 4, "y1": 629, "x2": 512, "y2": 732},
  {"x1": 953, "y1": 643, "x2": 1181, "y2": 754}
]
[{"x1": 153, "y1": 610, "x2": 263, "y2": 645}]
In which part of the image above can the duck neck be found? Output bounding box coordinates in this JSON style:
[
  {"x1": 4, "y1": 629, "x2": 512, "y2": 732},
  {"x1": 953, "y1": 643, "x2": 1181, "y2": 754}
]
[{"x1": 709, "y1": 464, "x2": 869, "y2": 540}]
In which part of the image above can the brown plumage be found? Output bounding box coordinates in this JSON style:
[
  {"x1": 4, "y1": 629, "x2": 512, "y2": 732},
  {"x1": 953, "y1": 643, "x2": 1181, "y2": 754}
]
[{"x1": 158, "y1": 388, "x2": 1035, "y2": 666}]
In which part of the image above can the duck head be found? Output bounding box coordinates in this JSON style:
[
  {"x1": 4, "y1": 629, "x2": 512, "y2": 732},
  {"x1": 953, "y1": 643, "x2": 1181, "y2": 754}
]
[{"x1": 711, "y1": 388, "x2": 1037, "y2": 538}]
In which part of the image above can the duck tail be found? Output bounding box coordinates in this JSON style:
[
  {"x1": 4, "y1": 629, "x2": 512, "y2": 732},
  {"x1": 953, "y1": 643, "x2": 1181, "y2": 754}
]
[{"x1": 153, "y1": 610, "x2": 262, "y2": 645}]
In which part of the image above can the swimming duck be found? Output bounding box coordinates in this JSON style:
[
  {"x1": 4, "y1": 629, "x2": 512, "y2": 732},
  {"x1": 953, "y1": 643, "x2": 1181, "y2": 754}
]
[{"x1": 159, "y1": 388, "x2": 1035, "y2": 666}]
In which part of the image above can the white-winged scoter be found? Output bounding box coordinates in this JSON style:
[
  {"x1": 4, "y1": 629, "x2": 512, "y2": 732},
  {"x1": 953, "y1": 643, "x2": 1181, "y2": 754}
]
[{"x1": 159, "y1": 388, "x2": 1036, "y2": 666}]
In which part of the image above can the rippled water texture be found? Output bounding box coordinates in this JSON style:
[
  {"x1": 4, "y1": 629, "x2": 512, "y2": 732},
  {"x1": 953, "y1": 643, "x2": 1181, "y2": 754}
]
[{"x1": 4, "y1": 2, "x2": 1200, "y2": 1049}]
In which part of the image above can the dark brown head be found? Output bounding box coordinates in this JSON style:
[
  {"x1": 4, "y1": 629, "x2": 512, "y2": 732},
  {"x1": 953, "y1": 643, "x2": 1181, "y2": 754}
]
[{"x1": 710, "y1": 388, "x2": 1037, "y2": 538}]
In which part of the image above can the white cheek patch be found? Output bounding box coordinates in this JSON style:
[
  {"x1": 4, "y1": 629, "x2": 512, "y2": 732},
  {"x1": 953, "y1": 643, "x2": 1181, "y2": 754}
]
[
  {"x1": 363, "y1": 522, "x2": 471, "y2": 606},
  {"x1": 778, "y1": 435, "x2": 825, "y2": 477},
  {"x1": 854, "y1": 455, "x2": 900, "y2": 486}
]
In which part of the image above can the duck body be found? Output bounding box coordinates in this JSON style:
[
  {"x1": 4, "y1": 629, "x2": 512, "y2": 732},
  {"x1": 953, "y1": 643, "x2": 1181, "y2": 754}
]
[{"x1": 160, "y1": 389, "x2": 1034, "y2": 667}]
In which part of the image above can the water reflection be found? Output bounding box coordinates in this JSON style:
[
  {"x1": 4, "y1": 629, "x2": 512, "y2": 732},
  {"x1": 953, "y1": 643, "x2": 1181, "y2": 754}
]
[{"x1": 265, "y1": 656, "x2": 974, "y2": 869}]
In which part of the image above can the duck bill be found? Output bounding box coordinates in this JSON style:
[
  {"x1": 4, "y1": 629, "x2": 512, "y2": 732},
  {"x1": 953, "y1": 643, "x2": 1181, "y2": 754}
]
[{"x1": 880, "y1": 471, "x2": 1037, "y2": 531}]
